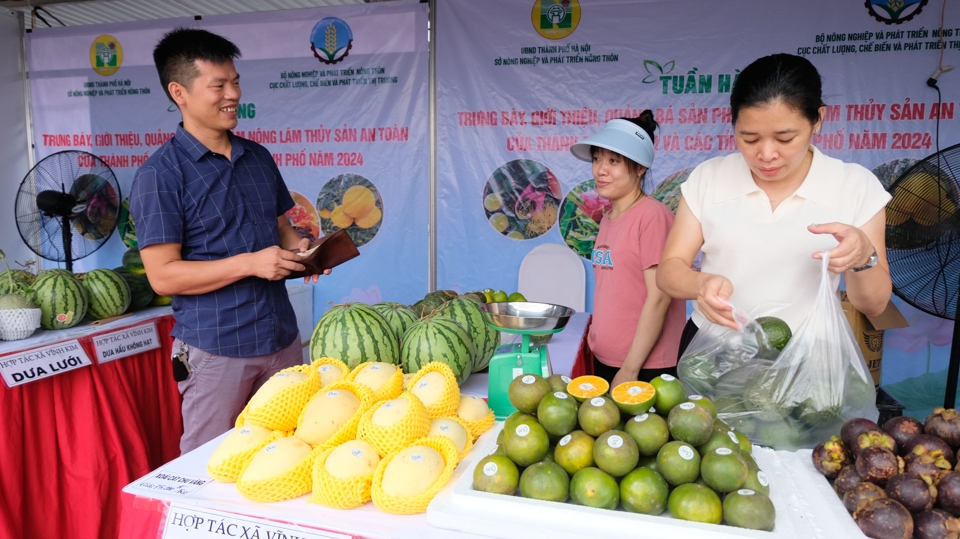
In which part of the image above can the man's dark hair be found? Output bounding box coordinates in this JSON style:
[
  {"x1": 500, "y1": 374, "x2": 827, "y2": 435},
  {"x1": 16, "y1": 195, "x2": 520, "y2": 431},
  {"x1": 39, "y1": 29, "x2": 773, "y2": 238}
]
[{"x1": 153, "y1": 28, "x2": 241, "y2": 102}]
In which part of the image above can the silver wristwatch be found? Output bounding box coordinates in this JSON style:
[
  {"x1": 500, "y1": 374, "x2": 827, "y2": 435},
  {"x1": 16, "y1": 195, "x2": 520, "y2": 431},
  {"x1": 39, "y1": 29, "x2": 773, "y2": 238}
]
[{"x1": 851, "y1": 248, "x2": 878, "y2": 272}]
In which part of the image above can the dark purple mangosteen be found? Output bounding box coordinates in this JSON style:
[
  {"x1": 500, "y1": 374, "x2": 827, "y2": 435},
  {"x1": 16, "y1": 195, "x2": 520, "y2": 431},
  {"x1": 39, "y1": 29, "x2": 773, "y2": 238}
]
[
  {"x1": 812, "y1": 435, "x2": 851, "y2": 479},
  {"x1": 914, "y1": 508, "x2": 960, "y2": 539},
  {"x1": 905, "y1": 435, "x2": 957, "y2": 467},
  {"x1": 854, "y1": 498, "x2": 914, "y2": 539},
  {"x1": 856, "y1": 446, "x2": 902, "y2": 486},
  {"x1": 927, "y1": 409, "x2": 960, "y2": 450},
  {"x1": 843, "y1": 417, "x2": 882, "y2": 453},
  {"x1": 843, "y1": 481, "x2": 887, "y2": 513},
  {"x1": 884, "y1": 416, "x2": 925, "y2": 451},
  {"x1": 886, "y1": 473, "x2": 937, "y2": 513}
]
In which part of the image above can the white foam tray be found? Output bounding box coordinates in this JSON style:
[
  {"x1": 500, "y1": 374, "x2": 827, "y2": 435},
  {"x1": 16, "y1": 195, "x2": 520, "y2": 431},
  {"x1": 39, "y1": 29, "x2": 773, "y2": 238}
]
[{"x1": 428, "y1": 424, "x2": 868, "y2": 539}]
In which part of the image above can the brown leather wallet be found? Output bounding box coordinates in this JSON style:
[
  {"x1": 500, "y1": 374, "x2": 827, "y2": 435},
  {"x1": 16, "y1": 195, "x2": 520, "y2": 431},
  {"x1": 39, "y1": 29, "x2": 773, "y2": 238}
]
[{"x1": 286, "y1": 229, "x2": 360, "y2": 279}]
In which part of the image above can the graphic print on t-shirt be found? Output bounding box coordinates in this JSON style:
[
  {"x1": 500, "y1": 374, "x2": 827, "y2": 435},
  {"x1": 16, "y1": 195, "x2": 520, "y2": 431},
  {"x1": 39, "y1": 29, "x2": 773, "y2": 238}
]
[{"x1": 592, "y1": 244, "x2": 614, "y2": 270}]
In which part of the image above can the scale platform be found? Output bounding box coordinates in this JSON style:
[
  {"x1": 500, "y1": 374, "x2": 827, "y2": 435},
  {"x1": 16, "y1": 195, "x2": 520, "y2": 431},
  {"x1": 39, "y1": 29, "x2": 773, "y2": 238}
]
[{"x1": 479, "y1": 302, "x2": 576, "y2": 419}]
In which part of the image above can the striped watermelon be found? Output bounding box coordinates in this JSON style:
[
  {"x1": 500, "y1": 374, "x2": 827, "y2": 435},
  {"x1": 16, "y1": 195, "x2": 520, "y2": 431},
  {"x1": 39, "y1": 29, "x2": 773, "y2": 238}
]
[
  {"x1": 309, "y1": 303, "x2": 399, "y2": 369},
  {"x1": 122, "y1": 248, "x2": 145, "y2": 274},
  {"x1": 435, "y1": 297, "x2": 499, "y2": 372},
  {"x1": 31, "y1": 273, "x2": 88, "y2": 329},
  {"x1": 114, "y1": 268, "x2": 155, "y2": 311},
  {"x1": 371, "y1": 302, "x2": 418, "y2": 345},
  {"x1": 400, "y1": 317, "x2": 475, "y2": 385},
  {"x1": 77, "y1": 269, "x2": 131, "y2": 320}
]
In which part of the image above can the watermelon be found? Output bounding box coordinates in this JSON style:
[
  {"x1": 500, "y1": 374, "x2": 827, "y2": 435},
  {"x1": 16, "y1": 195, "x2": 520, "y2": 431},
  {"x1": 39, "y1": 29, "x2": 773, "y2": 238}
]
[
  {"x1": 122, "y1": 248, "x2": 145, "y2": 274},
  {"x1": 309, "y1": 303, "x2": 399, "y2": 369},
  {"x1": 371, "y1": 302, "x2": 418, "y2": 345},
  {"x1": 151, "y1": 295, "x2": 173, "y2": 306},
  {"x1": 410, "y1": 289, "x2": 458, "y2": 319},
  {"x1": 37, "y1": 268, "x2": 74, "y2": 279},
  {"x1": 77, "y1": 269, "x2": 131, "y2": 320},
  {"x1": 400, "y1": 317, "x2": 475, "y2": 385},
  {"x1": 0, "y1": 270, "x2": 35, "y2": 295},
  {"x1": 32, "y1": 272, "x2": 88, "y2": 329},
  {"x1": 435, "y1": 297, "x2": 499, "y2": 372},
  {"x1": 114, "y1": 268, "x2": 155, "y2": 311}
]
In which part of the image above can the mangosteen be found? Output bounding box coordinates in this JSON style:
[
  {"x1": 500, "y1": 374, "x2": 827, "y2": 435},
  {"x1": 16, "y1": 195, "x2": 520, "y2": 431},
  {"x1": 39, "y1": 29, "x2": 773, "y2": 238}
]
[
  {"x1": 856, "y1": 446, "x2": 903, "y2": 486},
  {"x1": 938, "y1": 472, "x2": 960, "y2": 517},
  {"x1": 906, "y1": 435, "x2": 958, "y2": 467},
  {"x1": 813, "y1": 435, "x2": 851, "y2": 479},
  {"x1": 855, "y1": 497, "x2": 914, "y2": 539},
  {"x1": 915, "y1": 508, "x2": 960, "y2": 539},
  {"x1": 907, "y1": 449, "x2": 954, "y2": 481},
  {"x1": 927, "y1": 409, "x2": 960, "y2": 450},
  {"x1": 843, "y1": 417, "x2": 882, "y2": 452},
  {"x1": 836, "y1": 464, "x2": 864, "y2": 496},
  {"x1": 844, "y1": 481, "x2": 888, "y2": 513},
  {"x1": 886, "y1": 473, "x2": 937, "y2": 513},
  {"x1": 885, "y1": 416, "x2": 925, "y2": 450},
  {"x1": 857, "y1": 429, "x2": 899, "y2": 457}
]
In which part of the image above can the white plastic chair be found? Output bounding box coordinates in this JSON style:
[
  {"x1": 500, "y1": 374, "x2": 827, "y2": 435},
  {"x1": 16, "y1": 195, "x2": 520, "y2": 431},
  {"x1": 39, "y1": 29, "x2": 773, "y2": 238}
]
[{"x1": 518, "y1": 243, "x2": 586, "y2": 313}]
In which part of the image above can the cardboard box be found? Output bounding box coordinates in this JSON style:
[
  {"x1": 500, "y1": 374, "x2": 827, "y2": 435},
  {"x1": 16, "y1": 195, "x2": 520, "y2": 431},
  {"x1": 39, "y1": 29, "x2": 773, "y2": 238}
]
[{"x1": 839, "y1": 291, "x2": 909, "y2": 387}]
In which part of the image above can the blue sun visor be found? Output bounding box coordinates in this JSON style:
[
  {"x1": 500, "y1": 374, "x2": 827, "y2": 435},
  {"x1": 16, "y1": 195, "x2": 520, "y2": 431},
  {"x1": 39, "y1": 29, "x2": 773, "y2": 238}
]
[{"x1": 570, "y1": 119, "x2": 655, "y2": 168}]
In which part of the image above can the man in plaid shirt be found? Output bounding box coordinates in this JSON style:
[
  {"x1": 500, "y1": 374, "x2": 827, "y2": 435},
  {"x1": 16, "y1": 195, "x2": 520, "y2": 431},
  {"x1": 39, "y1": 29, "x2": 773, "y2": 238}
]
[{"x1": 131, "y1": 28, "x2": 325, "y2": 454}]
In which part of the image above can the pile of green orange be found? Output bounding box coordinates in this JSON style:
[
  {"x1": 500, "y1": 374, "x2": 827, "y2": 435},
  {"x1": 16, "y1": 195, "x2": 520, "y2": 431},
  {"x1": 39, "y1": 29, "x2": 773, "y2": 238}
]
[{"x1": 472, "y1": 373, "x2": 776, "y2": 531}]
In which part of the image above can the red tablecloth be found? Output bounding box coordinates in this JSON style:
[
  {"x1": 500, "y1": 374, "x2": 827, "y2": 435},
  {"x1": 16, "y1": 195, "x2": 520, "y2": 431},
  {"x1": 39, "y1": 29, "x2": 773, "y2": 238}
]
[
  {"x1": 0, "y1": 314, "x2": 182, "y2": 539},
  {"x1": 569, "y1": 315, "x2": 593, "y2": 378}
]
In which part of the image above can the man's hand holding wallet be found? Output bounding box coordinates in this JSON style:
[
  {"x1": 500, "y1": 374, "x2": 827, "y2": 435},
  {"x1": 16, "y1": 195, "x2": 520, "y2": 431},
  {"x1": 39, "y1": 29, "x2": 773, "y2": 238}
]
[{"x1": 287, "y1": 229, "x2": 361, "y2": 280}]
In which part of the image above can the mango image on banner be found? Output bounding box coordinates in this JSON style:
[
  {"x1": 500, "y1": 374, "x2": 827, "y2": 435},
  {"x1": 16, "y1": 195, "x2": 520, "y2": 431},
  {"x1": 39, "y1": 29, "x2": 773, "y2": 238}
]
[{"x1": 315, "y1": 174, "x2": 383, "y2": 247}]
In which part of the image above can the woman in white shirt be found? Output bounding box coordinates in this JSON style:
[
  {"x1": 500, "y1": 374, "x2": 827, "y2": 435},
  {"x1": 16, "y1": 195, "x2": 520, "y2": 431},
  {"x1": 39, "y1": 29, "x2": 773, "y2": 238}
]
[{"x1": 656, "y1": 53, "x2": 892, "y2": 354}]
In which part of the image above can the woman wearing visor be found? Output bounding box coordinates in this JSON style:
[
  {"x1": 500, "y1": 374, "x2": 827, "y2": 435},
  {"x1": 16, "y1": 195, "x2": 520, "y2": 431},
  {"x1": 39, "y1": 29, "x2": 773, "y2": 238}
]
[{"x1": 570, "y1": 112, "x2": 686, "y2": 386}]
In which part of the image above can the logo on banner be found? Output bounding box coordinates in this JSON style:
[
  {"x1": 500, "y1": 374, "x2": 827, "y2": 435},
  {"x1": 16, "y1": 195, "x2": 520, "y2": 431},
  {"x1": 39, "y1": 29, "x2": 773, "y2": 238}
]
[
  {"x1": 310, "y1": 17, "x2": 353, "y2": 64},
  {"x1": 89, "y1": 34, "x2": 122, "y2": 76},
  {"x1": 864, "y1": 0, "x2": 927, "y2": 24},
  {"x1": 532, "y1": 0, "x2": 580, "y2": 40}
]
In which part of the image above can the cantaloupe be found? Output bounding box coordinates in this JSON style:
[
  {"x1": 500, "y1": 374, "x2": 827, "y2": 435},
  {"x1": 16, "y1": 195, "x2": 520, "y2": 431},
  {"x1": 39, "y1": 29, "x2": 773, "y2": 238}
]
[
  {"x1": 247, "y1": 371, "x2": 308, "y2": 410},
  {"x1": 208, "y1": 425, "x2": 273, "y2": 469},
  {"x1": 324, "y1": 439, "x2": 381, "y2": 479},
  {"x1": 240, "y1": 436, "x2": 312, "y2": 482},
  {"x1": 296, "y1": 388, "x2": 362, "y2": 446},
  {"x1": 380, "y1": 445, "x2": 445, "y2": 497},
  {"x1": 410, "y1": 371, "x2": 448, "y2": 408},
  {"x1": 428, "y1": 418, "x2": 468, "y2": 453},
  {"x1": 457, "y1": 394, "x2": 491, "y2": 421},
  {"x1": 352, "y1": 362, "x2": 399, "y2": 393}
]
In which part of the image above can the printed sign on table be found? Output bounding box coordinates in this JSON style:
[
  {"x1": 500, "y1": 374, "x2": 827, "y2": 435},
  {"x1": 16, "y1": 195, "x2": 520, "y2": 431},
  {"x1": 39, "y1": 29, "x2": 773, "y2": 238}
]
[
  {"x1": 162, "y1": 504, "x2": 353, "y2": 539},
  {"x1": 92, "y1": 322, "x2": 160, "y2": 364},
  {"x1": 0, "y1": 339, "x2": 92, "y2": 387}
]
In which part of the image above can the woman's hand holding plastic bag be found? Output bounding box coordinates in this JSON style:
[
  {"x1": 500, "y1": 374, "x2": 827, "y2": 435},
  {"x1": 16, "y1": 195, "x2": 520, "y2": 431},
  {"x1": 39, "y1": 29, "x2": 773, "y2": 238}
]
[{"x1": 678, "y1": 251, "x2": 879, "y2": 451}]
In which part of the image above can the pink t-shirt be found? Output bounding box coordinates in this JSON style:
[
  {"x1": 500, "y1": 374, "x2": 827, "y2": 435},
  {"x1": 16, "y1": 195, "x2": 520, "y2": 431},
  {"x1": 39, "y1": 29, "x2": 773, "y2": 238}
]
[{"x1": 588, "y1": 196, "x2": 685, "y2": 370}]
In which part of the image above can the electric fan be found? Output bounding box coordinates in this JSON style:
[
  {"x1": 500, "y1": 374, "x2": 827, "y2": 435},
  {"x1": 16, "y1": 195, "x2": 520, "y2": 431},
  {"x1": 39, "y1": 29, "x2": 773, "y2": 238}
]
[
  {"x1": 14, "y1": 150, "x2": 121, "y2": 271},
  {"x1": 885, "y1": 142, "x2": 960, "y2": 407}
]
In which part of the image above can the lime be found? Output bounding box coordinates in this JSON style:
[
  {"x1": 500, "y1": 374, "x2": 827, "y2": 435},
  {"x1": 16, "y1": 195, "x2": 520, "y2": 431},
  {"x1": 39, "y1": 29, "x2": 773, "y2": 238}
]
[
  {"x1": 473, "y1": 454, "x2": 519, "y2": 495},
  {"x1": 508, "y1": 374, "x2": 551, "y2": 414},
  {"x1": 504, "y1": 421, "x2": 550, "y2": 466},
  {"x1": 700, "y1": 447, "x2": 749, "y2": 493},
  {"x1": 667, "y1": 401, "x2": 715, "y2": 446},
  {"x1": 620, "y1": 467, "x2": 669, "y2": 515},
  {"x1": 650, "y1": 374, "x2": 686, "y2": 415},
  {"x1": 625, "y1": 412, "x2": 670, "y2": 456},
  {"x1": 537, "y1": 391, "x2": 579, "y2": 437},
  {"x1": 577, "y1": 396, "x2": 621, "y2": 437},
  {"x1": 593, "y1": 430, "x2": 639, "y2": 477},
  {"x1": 569, "y1": 467, "x2": 619, "y2": 509},
  {"x1": 518, "y1": 461, "x2": 569, "y2": 502},
  {"x1": 492, "y1": 290, "x2": 508, "y2": 302},
  {"x1": 507, "y1": 292, "x2": 527, "y2": 302},
  {"x1": 668, "y1": 483, "x2": 723, "y2": 524},
  {"x1": 554, "y1": 430, "x2": 595, "y2": 476},
  {"x1": 656, "y1": 441, "x2": 701, "y2": 486},
  {"x1": 723, "y1": 489, "x2": 776, "y2": 531}
]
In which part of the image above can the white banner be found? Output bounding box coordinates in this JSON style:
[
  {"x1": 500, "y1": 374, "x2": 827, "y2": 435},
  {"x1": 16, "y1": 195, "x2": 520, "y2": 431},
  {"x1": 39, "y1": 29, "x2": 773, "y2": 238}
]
[
  {"x1": 26, "y1": 1, "x2": 430, "y2": 311},
  {"x1": 92, "y1": 322, "x2": 159, "y2": 364},
  {"x1": 0, "y1": 339, "x2": 92, "y2": 387},
  {"x1": 437, "y1": 0, "x2": 960, "y2": 309}
]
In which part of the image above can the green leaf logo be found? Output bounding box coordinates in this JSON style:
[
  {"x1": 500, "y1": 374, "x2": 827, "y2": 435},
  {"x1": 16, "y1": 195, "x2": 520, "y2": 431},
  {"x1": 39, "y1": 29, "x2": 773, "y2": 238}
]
[{"x1": 642, "y1": 59, "x2": 675, "y2": 84}]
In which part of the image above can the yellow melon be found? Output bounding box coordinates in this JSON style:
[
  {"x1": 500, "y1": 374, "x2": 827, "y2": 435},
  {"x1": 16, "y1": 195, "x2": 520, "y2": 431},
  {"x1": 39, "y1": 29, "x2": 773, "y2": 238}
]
[
  {"x1": 247, "y1": 371, "x2": 308, "y2": 410},
  {"x1": 324, "y1": 439, "x2": 381, "y2": 479},
  {"x1": 457, "y1": 394, "x2": 491, "y2": 421},
  {"x1": 208, "y1": 425, "x2": 273, "y2": 469},
  {"x1": 330, "y1": 204, "x2": 354, "y2": 228},
  {"x1": 428, "y1": 418, "x2": 468, "y2": 453},
  {"x1": 380, "y1": 445, "x2": 445, "y2": 497},
  {"x1": 403, "y1": 372, "x2": 416, "y2": 390},
  {"x1": 313, "y1": 357, "x2": 350, "y2": 386},
  {"x1": 352, "y1": 362, "x2": 399, "y2": 392},
  {"x1": 355, "y1": 206, "x2": 382, "y2": 229},
  {"x1": 295, "y1": 388, "x2": 362, "y2": 446},
  {"x1": 240, "y1": 436, "x2": 312, "y2": 482},
  {"x1": 341, "y1": 185, "x2": 376, "y2": 219},
  {"x1": 371, "y1": 397, "x2": 410, "y2": 426},
  {"x1": 410, "y1": 371, "x2": 448, "y2": 408}
]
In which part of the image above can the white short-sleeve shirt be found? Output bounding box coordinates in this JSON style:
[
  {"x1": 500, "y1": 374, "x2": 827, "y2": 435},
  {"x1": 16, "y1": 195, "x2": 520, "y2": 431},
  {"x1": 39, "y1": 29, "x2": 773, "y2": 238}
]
[{"x1": 680, "y1": 146, "x2": 891, "y2": 330}]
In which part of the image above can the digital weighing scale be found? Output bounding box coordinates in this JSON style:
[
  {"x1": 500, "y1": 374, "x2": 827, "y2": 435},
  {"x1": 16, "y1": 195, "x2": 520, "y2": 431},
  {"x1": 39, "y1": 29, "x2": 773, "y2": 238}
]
[{"x1": 479, "y1": 302, "x2": 576, "y2": 420}]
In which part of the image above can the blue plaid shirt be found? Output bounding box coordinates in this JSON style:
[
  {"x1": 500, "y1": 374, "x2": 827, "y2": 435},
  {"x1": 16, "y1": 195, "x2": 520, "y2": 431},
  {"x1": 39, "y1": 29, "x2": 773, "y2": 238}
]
[{"x1": 130, "y1": 125, "x2": 298, "y2": 357}]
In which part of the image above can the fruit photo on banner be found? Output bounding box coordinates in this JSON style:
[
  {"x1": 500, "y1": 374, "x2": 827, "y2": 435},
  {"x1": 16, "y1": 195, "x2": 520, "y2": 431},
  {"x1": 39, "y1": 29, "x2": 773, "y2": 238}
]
[
  {"x1": 316, "y1": 174, "x2": 383, "y2": 247},
  {"x1": 650, "y1": 168, "x2": 692, "y2": 214},
  {"x1": 117, "y1": 197, "x2": 137, "y2": 250},
  {"x1": 558, "y1": 179, "x2": 610, "y2": 259},
  {"x1": 872, "y1": 158, "x2": 919, "y2": 190},
  {"x1": 285, "y1": 191, "x2": 321, "y2": 242},
  {"x1": 482, "y1": 159, "x2": 561, "y2": 240},
  {"x1": 71, "y1": 173, "x2": 120, "y2": 240}
]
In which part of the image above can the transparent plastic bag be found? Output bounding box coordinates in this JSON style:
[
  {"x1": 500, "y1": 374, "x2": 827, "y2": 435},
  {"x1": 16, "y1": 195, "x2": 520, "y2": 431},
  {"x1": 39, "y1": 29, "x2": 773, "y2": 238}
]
[{"x1": 678, "y1": 252, "x2": 878, "y2": 451}]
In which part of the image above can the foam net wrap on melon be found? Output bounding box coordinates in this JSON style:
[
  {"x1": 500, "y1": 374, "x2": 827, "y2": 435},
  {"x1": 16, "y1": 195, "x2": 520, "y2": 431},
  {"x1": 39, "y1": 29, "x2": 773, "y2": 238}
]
[{"x1": 236, "y1": 364, "x2": 321, "y2": 431}]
